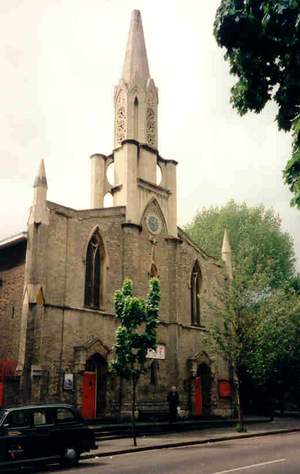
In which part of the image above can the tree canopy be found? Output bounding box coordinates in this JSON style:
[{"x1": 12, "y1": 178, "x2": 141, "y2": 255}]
[
  {"x1": 110, "y1": 277, "x2": 160, "y2": 446},
  {"x1": 214, "y1": 0, "x2": 300, "y2": 207},
  {"x1": 246, "y1": 287, "x2": 300, "y2": 387},
  {"x1": 111, "y1": 278, "x2": 160, "y2": 380},
  {"x1": 210, "y1": 257, "x2": 300, "y2": 419},
  {"x1": 184, "y1": 200, "x2": 295, "y2": 288}
]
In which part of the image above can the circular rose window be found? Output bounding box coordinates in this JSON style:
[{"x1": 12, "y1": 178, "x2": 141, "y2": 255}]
[{"x1": 146, "y1": 213, "x2": 162, "y2": 235}]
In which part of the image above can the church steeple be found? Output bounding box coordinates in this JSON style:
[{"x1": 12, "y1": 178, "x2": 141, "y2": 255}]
[
  {"x1": 114, "y1": 10, "x2": 158, "y2": 149},
  {"x1": 91, "y1": 11, "x2": 177, "y2": 237},
  {"x1": 122, "y1": 10, "x2": 150, "y2": 85}
]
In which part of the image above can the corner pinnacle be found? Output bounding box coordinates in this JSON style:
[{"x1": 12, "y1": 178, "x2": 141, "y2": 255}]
[{"x1": 34, "y1": 159, "x2": 48, "y2": 188}]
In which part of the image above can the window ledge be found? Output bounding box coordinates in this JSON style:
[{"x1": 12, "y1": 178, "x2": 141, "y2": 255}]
[{"x1": 190, "y1": 324, "x2": 207, "y2": 331}]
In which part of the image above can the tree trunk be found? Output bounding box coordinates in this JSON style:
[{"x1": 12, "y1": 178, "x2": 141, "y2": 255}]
[
  {"x1": 131, "y1": 377, "x2": 137, "y2": 447},
  {"x1": 118, "y1": 376, "x2": 123, "y2": 417},
  {"x1": 234, "y1": 371, "x2": 244, "y2": 431},
  {"x1": 236, "y1": 377, "x2": 243, "y2": 423}
]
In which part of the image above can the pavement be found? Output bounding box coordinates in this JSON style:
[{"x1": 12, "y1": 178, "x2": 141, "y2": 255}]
[{"x1": 82, "y1": 417, "x2": 300, "y2": 460}]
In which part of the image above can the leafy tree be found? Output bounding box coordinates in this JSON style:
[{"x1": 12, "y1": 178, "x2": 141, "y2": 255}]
[
  {"x1": 210, "y1": 259, "x2": 300, "y2": 424},
  {"x1": 246, "y1": 287, "x2": 300, "y2": 413},
  {"x1": 110, "y1": 278, "x2": 160, "y2": 446},
  {"x1": 214, "y1": 0, "x2": 300, "y2": 207},
  {"x1": 210, "y1": 259, "x2": 269, "y2": 427},
  {"x1": 185, "y1": 200, "x2": 295, "y2": 288}
]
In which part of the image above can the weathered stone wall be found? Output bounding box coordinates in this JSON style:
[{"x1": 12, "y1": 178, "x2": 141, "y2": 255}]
[
  {"x1": 11, "y1": 199, "x2": 231, "y2": 416},
  {"x1": 0, "y1": 242, "x2": 26, "y2": 361},
  {"x1": 22, "y1": 203, "x2": 127, "y2": 407},
  {"x1": 45, "y1": 202, "x2": 125, "y2": 312}
]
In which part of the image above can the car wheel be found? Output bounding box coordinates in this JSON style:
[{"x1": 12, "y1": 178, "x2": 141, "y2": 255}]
[{"x1": 60, "y1": 446, "x2": 80, "y2": 467}]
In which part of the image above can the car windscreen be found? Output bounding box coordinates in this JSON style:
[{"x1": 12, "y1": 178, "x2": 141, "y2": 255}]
[{"x1": 0, "y1": 409, "x2": 6, "y2": 425}]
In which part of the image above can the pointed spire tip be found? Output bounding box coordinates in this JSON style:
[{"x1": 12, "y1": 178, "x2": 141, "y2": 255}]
[
  {"x1": 34, "y1": 159, "x2": 47, "y2": 188},
  {"x1": 132, "y1": 9, "x2": 141, "y2": 18},
  {"x1": 122, "y1": 9, "x2": 150, "y2": 84}
]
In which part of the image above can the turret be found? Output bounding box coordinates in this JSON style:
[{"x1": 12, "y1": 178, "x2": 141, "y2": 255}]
[
  {"x1": 221, "y1": 229, "x2": 233, "y2": 281},
  {"x1": 17, "y1": 160, "x2": 49, "y2": 387},
  {"x1": 28, "y1": 160, "x2": 49, "y2": 225}
]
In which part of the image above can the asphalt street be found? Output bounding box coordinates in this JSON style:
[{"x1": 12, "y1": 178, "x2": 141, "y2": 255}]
[{"x1": 36, "y1": 431, "x2": 300, "y2": 474}]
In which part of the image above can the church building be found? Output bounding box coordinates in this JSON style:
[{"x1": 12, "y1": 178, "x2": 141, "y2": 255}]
[{"x1": 0, "y1": 10, "x2": 232, "y2": 419}]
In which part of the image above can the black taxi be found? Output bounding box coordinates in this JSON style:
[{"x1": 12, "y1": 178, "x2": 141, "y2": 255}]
[{"x1": 0, "y1": 403, "x2": 97, "y2": 470}]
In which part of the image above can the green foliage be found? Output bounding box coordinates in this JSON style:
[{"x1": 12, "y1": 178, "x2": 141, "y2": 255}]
[
  {"x1": 110, "y1": 278, "x2": 160, "y2": 381},
  {"x1": 214, "y1": 0, "x2": 300, "y2": 207},
  {"x1": 284, "y1": 116, "x2": 300, "y2": 207},
  {"x1": 210, "y1": 257, "x2": 300, "y2": 415},
  {"x1": 246, "y1": 287, "x2": 300, "y2": 385},
  {"x1": 184, "y1": 200, "x2": 295, "y2": 288},
  {"x1": 210, "y1": 259, "x2": 270, "y2": 373}
]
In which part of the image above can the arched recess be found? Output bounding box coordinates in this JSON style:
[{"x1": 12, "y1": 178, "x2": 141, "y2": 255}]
[
  {"x1": 188, "y1": 351, "x2": 214, "y2": 417},
  {"x1": 141, "y1": 197, "x2": 168, "y2": 235},
  {"x1": 191, "y1": 260, "x2": 202, "y2": 326},
  {"x1": 197, "y1": 363, "x2": 212, "y2": 416},
  {"x1": 133, "y1": 96, "x2": 139, "y2": 140},
  {"x1": 83, "y1": 227, "x2": 108, "y2": 309}
]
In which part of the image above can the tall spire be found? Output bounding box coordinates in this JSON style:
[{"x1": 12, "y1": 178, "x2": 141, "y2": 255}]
[
  {"x1": 221, "y1": 229, "x2": 233, "y2": 281},
  {"x1": 122, "y1": 10, "x2": 150, "y2": 85},
  {"x1": 114, "y1": 10, "x2": 158, "y2": 148}
]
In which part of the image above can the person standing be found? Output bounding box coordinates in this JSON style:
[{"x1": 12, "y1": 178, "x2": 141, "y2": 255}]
[{"x1": 167, "y1": 385, "x2": 180, "y2": 422}]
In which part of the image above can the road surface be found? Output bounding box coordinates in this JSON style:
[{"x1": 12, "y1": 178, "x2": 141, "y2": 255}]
[{"x1": 38, "y1": 431, "x2": 300, "y2": 473}]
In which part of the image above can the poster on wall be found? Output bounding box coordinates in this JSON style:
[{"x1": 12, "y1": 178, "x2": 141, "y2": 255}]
[
  {"x1": 146, "y1": 344, "x2": 165, "y2": 360},
  {"x1": 63, "y1": 373, "x2": 74, "y2": 391}
]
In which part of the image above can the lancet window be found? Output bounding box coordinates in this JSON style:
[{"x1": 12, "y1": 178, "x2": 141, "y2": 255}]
[
  {"x1": 84, "y1": 230, "x2": 104, "y2": 309},
  {"x1": 191, "y1": 261, "x2": 202, "y2": 326}
]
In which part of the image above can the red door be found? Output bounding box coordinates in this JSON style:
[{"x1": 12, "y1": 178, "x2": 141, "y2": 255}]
[
  {"x1": 82, "y1": 372, "x2": 96, "y2": 419},
  {"x1": 194, "y1": 376, "x2": 202, "y2": 416}
]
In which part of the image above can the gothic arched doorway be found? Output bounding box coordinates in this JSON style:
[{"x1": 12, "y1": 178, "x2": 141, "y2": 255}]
[
  {"x1": 195, "y1": 363, "x2": 212, "y2": 417},
  {"x1": 82, "y1": 353, "x2": 107, "y2": 419}
]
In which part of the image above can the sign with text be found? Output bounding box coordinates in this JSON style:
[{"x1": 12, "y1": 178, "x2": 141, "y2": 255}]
[{"x1": 146, "y1": 344, "x2": 165, "y2": 360}]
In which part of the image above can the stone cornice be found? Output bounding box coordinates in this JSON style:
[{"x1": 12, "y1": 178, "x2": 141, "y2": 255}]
[{"x1": 138, "y1": 178, "x2": 171, "y2": 197}]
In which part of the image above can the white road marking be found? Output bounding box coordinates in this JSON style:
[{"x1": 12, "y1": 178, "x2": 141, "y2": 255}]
[{"x1": 211, "y1": 458, "x2": 286, "y2": 474}]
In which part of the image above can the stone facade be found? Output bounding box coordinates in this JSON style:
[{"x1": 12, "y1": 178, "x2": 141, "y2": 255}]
[
  {"x1": 0, "y1": 10, "x2": 233, "y2": 418},
  {"x1": 0, "y1": 238, "x2": 26, "y2": 361}
]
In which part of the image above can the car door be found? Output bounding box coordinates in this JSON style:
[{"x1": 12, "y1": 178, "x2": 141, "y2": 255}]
[
  {"x1": 1, "y1": 409, "x2": 33, "y2": 467},
  {"x1": 30, "y1": 408, "x2": 56, "y2": 461},
  {"x1": 52, "y1": 407, "x2": 81, "y2": 456}
]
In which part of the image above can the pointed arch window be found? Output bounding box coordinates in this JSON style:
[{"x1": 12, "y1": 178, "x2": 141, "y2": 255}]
[
  {"x1": 84, "y1": 230, "x2": 104, "y2": 309},
  {"x1": 191, "y1": 261, "x2": 202, "y2": 326}
]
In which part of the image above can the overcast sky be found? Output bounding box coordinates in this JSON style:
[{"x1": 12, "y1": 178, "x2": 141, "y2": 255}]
[{"x1": 1, "y1": 0, "x2": 299, "y2": 269}]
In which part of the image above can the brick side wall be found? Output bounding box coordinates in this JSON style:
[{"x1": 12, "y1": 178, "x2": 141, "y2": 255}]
[{"x1": 0, "y1": 242, "x2": 26, "y2": 361}]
